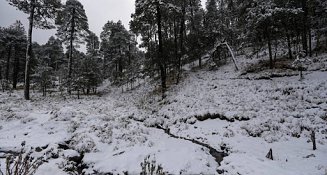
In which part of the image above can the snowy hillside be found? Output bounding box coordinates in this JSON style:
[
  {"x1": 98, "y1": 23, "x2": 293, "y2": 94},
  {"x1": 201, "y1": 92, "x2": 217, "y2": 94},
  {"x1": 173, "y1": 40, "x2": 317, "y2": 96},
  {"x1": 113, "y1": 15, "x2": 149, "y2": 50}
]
[{"x1": 1, "y1": 54, "x2": 327, "y2": 175}]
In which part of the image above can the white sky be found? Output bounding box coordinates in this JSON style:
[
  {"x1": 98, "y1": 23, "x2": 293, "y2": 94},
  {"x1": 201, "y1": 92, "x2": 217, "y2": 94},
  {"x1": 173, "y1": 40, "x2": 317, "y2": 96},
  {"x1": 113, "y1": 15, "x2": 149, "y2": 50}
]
[{"x1": 0, "y1": 0, "x2": 207, "y2": 46}]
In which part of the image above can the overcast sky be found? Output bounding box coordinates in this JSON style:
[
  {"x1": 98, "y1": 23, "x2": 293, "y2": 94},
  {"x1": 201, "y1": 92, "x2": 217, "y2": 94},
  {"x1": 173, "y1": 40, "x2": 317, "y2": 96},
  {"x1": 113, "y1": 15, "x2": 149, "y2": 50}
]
[{"x1": 0, "y1": 0, "x2": 206, "y2": 46}]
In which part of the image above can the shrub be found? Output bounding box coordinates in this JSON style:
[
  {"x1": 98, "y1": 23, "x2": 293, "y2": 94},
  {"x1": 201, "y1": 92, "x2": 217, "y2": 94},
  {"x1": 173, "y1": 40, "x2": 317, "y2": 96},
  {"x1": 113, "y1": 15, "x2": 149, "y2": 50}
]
[{"x1": 140, "y1": 155, "x2": 166, "y2": 175}]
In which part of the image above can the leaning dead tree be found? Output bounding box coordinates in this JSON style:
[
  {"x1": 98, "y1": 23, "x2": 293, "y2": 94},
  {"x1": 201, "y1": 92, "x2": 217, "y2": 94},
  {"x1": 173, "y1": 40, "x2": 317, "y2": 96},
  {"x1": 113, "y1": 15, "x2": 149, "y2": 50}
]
[{"x1": 210, "y1": 41, "x2": 239, "y2": 71}]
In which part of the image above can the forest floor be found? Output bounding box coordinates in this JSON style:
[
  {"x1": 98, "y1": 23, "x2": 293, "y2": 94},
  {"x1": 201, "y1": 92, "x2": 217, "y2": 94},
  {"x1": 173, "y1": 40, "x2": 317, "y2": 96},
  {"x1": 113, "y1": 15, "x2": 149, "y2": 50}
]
[{"x1": 1, "y1": 54, "x2": 327, "y2": 175}]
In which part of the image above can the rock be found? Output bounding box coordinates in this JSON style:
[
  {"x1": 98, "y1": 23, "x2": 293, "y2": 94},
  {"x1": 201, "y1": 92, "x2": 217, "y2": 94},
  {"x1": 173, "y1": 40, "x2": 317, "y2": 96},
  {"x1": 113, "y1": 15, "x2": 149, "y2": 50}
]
[
  {"x1": 51, "y1": 152, "x2": 59, "y2": 159},
  {"x1": 35, "y1": 147, "x2": 42, "y2": 152},
  {"x1": 58, "y1": 143, "x2": 70, "y2": 150},
  {"x1": 217, "y1": 169, "x2": 225, "y2": 174}
]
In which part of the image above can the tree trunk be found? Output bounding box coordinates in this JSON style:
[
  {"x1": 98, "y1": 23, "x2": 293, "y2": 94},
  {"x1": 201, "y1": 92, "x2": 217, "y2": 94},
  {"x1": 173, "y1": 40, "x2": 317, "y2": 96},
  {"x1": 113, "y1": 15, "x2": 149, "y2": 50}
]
[
  {"x1": 316, "y1": 32, "x2": 320, "y2": 52},
  {"x1": 301, "y1": 0, "x2": 308, "y2": 54},
  {"x1": 267, "y1": 31, "x2": 273, "y2": 69},
  {"x1": 119, "y1": 58, "x2": 123, "y2": 73},
  {"x1": 311, "y1": 130, "x2": 316, "y2": 150},
  {"x1": 308, "y1": 28, "x2": 312, "y2": 57},
  {"x1": 174, "y1": 18, "x2": 178, "y2": 72},
  {"x1": 12, "y1": 46, "x2": 19, "y2": 89},
  {"x1": 24, "y1": 1, "x2": 35, "y2": 100},
  {"x1": 295, "y1": 34, "x2": 299, "y2": 52},
  {"x1": 157, "y1": 4, "x2": 166, "y2": 98},
  {"x1": 6, "y1": 45, "x2": 12, "y2": 81},
  {"x1": 176, "y1": 0, "x2": 186, "y2": 85},
  {"x1": 68, "y1": 8, "x2": 76, "y2": 95},
  {"x1": 128, "y1": 44, "x2": 131, "y2": 66},
  {"x1": 287, "y1": 32, "x2": 293, "y2": 59},
  {"x1": 0, "y1": 58, "x2": 3, "y2": 92},
  {"x1": 274, "y1": 39, "x2": 278, "y2": 62},
  {"x1": 0, "y1": 60, "x2": 2, "y2": 80},
  {"x1": 119, "y1": 46, "x2": 123, "y2": 73},
  {"x1": 190, "y1": 1, "x2": 201, "y2": 68},
  {"x1": 103, "y1": 55, "x2": 106, "y2": 77},
  {"x1": 174, "y1": 17, "x2": 179, "y2": 83},
  {"x1": 189, "y1": 0, "x2": 196, "y2": 33},
  {"x1": 224, "y1": 42, "x2": 239, "y2": 71},
  {"x1": 43, "y1": 85, "x2": 46, "y2": 97}
]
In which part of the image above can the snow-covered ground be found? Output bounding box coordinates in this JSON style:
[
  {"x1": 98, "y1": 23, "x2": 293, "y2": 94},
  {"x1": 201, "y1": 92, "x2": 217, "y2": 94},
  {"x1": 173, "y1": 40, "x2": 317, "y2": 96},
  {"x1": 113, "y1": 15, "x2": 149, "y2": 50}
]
[{"x1": 1, "y1": 54, "x2": 327, "y2": 175}]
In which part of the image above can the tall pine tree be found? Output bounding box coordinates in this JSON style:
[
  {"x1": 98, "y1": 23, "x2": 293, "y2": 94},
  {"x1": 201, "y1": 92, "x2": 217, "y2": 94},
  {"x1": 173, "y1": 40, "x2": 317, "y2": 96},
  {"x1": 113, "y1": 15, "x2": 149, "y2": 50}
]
[
  {"x1": 56, "y1": 0, "x2": 89, "y2": 94},
  {"x1": 7, "y1": 0, "x2": 61, "y2": 100}
]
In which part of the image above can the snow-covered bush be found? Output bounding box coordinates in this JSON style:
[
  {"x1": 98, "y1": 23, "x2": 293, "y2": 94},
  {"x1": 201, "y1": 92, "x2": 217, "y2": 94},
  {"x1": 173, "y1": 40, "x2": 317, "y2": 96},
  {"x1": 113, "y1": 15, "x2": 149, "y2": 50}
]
[
  {"x1": 52, "y1": 107, "x2": 76, "y2": 121},
  {"x1": 140, "y1": 155, "x2": 166, "y2": 175},
  {"x1": 241, "y1": 122, "x2": 270, "y2": 137},
  {"x1": 70, "y1": 133, "x2": 96, "y2": 153},
  {"x1": 2, "y1": 150, "x2": 43, "y2": 175},
  {"x1": 223, "y1": 129, "x2": 235, "y2": 138},
  {"x1": 91, "y1": 123, "x2": 113, "y2": 144},
  {"x1": 115, "y1": 124, "x2": 149, "y2": 147}
]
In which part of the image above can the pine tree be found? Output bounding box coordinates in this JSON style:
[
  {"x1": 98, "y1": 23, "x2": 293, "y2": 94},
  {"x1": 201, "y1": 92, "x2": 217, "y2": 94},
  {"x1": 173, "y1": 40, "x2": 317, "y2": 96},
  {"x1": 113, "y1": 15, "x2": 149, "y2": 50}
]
[
  {"x1": 186, "y1": 0, "x2": 204, "y2": 67},
  {"x1": 43, "y1": 36, "x2": 64, "y2": 72},
  {"x1": 56, "y1": 0, "x2": 89, "y2": 94},
  {"x1": 0, "y1": 21, "x2": 27, "y2": 90},
  {"x1": 0, "y1": 27, "x2": 6, "y2": 91},
  {"x1": 100, "y1": 21, "x2": 131, "y2": 82},
  {"x1": 131, "y1": 0, "x2": 175, "y2": 97},
  {"x1": 86, "y1": 31, "x2": 100, "y2": 57},
  {"x1": 311, "y1": 0, "x2": 327, "y2": 53},
  {"x1": 7, "y1": 0, "x2": 61, "y2": 100},
  {"x1": 77, "y1": 56, "x2": 102, "y2": 95},
  {"x1": 243, "y1": 0, "x2": 277, "y2": 68},
  {"x1": 10, "y1": 21, "x2": 27, "y2": 89},
  {"x1": 204, "y1": 0, "x2": 220, "y2": 48}
]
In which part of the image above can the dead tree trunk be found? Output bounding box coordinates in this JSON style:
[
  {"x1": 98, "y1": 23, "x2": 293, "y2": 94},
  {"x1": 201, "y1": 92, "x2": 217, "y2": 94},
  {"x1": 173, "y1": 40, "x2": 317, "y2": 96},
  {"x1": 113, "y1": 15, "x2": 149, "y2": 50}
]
[
  {"x1": 311, "y1": 130, "x2": 316, "y2": 150},
  {"x1": 266, "y1": 148, "x2": 273, "y2": 160},
  {"x1": 225, "y1": 42, "x2": 239, "y2": 71},
  {"x1": 212, "y1": 42, "x2": 239, "y2": 71}
]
